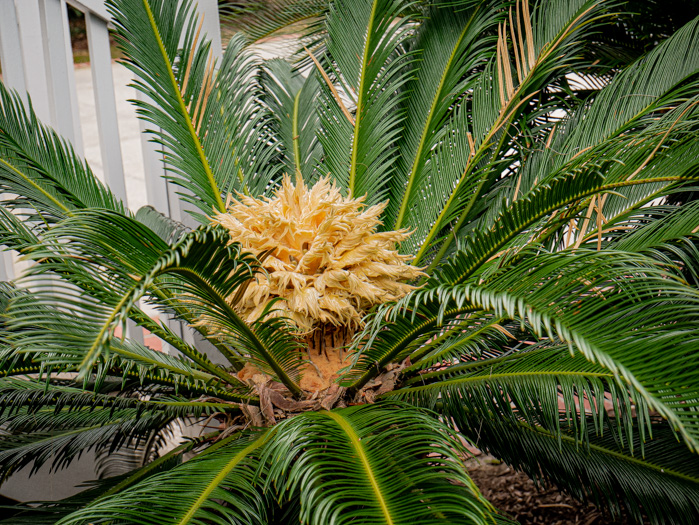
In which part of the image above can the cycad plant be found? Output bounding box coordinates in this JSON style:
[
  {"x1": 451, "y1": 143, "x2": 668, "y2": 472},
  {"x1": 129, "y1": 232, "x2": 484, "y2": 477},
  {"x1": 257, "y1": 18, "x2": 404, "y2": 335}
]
[{"x1": 1, "y1": 0, "x2": 699, "y2": 523}]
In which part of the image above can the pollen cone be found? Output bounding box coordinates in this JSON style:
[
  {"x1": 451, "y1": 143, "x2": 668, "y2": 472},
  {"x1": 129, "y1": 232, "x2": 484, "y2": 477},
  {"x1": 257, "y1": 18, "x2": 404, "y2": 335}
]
[{"x1": 213, "y1": 175, "x2": 423, "y2": 391}]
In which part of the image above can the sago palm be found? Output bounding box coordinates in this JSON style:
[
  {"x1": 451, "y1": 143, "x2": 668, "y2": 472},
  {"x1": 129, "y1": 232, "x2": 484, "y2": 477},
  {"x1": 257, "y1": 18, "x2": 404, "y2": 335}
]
[{"x1": 1, "y1": 0, "x2": 699, "y2": 523}]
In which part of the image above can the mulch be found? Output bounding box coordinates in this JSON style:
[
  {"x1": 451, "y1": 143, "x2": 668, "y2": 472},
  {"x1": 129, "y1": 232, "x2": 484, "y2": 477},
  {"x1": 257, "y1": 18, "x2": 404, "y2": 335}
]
[{"x1": 466, "y1": 455, "x2": 645, "y2": 524}]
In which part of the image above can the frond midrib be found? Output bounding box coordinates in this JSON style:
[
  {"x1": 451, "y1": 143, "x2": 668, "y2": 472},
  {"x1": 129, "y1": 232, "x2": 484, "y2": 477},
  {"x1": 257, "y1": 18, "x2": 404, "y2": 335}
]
[
  {"x1": 0, "y1": 158, "x2": 71, "y2": 215},
  {"x1": 348, "y1": 0, "x2": 380, "y2": 197},
  {"x1": 392, "y1": 369, "x2": 615, "y2": 398},
  {"x1": 521, "y1": 421, "x2": 699, "y2": 485},
  {"x1": 141, "y1": 0, "x2": 224, "y2": 212},
  {"x1": 393, "y1": 7, "x2": 480, "y2": 230},
  {"x1": 175, "y1": 430, "x2": 270, "y2": 525},
  {"x1": 326, "y1": 410, "x2": 394, "y2": 525}
]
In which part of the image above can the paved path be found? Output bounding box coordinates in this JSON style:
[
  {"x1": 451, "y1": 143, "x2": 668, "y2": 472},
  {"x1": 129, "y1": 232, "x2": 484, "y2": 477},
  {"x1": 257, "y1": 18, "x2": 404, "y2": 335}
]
[{"x1": 75, "y1": 62, "x2": 149, "y2": 211}]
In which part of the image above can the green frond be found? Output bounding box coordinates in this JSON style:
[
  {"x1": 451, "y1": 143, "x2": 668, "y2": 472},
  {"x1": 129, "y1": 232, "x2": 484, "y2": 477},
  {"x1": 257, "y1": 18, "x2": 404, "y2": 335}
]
[
  {"x1": 125, "y1": 309, "x2": 244, "y2": 387},
  {"x1": 0, "y1": 207, "x2": 49, "y2": 273},
  {"x1": 321, "y1": 0, "x2": 417, "y2": 204},
  {"x1": 0, "y1": 378, "x2": 237, "y2": 479},
  {"x1": 105, "y1": 339, "x2": 251, "y2": 400},
  {"x1": 108, "y1": 0, "x2": 276, "y2": 217},
  {"x1": 220, "y1": 0, "x2": 327, "y2": 43},
  {"x1": 601, "y1": 202, "x2": 699, "y2": 284},
  {"x1": 264, "y1": 403, "x2": 495, "y2": 525},
  {"x1": 391, "y1": 343, "x2": 644, "y2": 447},
  {"x1": 417, "y1": 250, "x2": 699, "y2": 450},
  {"x1": 0, "y1": 377, "x2": 233, "y2": 420},
  {"x1": 58, "y1": 430, "x2": 269, "y2": 525},
  {"x1": 134, "y1": 205, "x2": 188, "y2": 245},
  {"x1": 459, "y1": 414, "x2": 699, "y2": 525},
  {"x1": 432, "y1": 107, "x2": 699, "y2": 287},
  {"x1": 389, "y1": 2, "x2": 499, "y2": 233},
  {"x1": 107, "y1": 0, "x2": 223, "y2": 213},
  {"x1": 2, "y1": 320, "x2": 250, "y2": 402},
  {"x1": 260, "y1": 59, "x2": 322, "y2": 181},
  {"x1": 562, "y1": 14, "x2": 699, "y2": 158},
  {"x1": 403, "y1": 314, "x2": 517, "y2": 373},
  {"x1": 4, "y1": 216, "x2": 247, "y2": 377},
  {"x1": 5, "y1": 210, "x2": 301, "y2": 394},
  {"x1": 341, "y1": 299, "x2": 480, "y2": 390},
  {"x1": 0, "y1": 84, "x2": 124, "y2": 222},
  {"x1": 201, "y1": 34, "x2": 282, "y2": 199},
  {"x1": 413, "y1": 0, "x2": 612, "y2": 265},
  {"x1": 0, "y1": 402, "x2": 175, "y2": 480},
  {"x1": 0, "y1": 437, "x2": 202, "y2": 524}
]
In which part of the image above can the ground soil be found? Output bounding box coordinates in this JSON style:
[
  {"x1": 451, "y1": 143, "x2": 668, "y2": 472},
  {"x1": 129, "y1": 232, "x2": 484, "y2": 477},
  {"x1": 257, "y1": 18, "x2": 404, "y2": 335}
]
[{"x1": 466, "y1": 454, "x2": 644, "y2": 524}]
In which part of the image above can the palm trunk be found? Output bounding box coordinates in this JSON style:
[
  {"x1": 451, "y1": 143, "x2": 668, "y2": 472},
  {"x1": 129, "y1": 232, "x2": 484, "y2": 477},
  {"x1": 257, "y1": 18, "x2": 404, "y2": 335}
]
[{"x1": 300, "y1": 324, "x2": 354, "y2": 392}]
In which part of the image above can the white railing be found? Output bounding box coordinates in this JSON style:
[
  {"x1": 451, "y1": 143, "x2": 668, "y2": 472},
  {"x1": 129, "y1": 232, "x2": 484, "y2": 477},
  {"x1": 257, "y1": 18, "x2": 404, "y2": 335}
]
[{"x1": 0, "y1": 0, "x2": 223, "y2": 281}]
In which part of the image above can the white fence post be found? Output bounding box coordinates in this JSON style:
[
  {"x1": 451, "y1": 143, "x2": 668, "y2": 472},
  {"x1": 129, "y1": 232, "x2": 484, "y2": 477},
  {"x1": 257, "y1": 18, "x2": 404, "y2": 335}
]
[
  {"x1": 0, "y1": 252, "x2": 14, "y2": 282},
  {"x1": 39, "y1": 0, "x2": 84, "y2": 154},
  {"x1": 13, "y1": 0, "x2": 52, "y2": 122},
  {"x1": 85, "y1": 11, "x2": 127, "y2": 202},
  {"x1": 200, "y1": 0, "x2": 223, "y2": 61},
  {"x1": 0, "y1": 0, "x2": 36, "y2": 281},
  {"x1": 0, "y1": 0, "x2": 28, "y2": 99}
]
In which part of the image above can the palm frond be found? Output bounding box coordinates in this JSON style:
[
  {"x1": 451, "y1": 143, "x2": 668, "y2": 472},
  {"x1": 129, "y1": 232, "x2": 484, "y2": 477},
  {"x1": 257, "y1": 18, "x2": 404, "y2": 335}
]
[
  {"x1": 562, "y1": 14, "x2": 699, "y2": 158},
  {"x1": 402, "y1": 314, "x2": 518, "y2": 373},
  {"x1": 0, "y1": 377, "x2": 236, "y2": 425},
  {"x1": 264, "y1": 403, "x2": 495, "y2": 524},
  {"x1": 0, "y1": 378, "x2": 232, "y2": 480},
  {"x1": 413, "y1": 0, "x2": 612, "y2": 265},
  {"x1": 134, "y1": 205, "x2": 189, "y2": 245},
  {"x1": 58, "y1": 430, "x2": 269, "y2": 525},
  {"x1": 319, "y1": 0, "x2": 417, "y2": 204},
  {"x1": 220, "y1": 0, "x2": 327, "y2": 43},
  {"x1": 105, "y1": 338, "x2": 250, "y2": 399},
  {"x1": 1, "y1": 317, "x2": 248, "y2": 402},
  {"x1": 108, "y1": 0, "x2": 275, "y2": 217},
  {"x1": 380, "y1": 250, "x2": 699, "y2": 451},
  {"x1": 107, "y1": 0, "x2": 223, "y2": 214},
  {"x1": 0, "y1": 84, "x2": 124, "y2": 221},
  {"x1": 202, "y1": 34, "x2": 282, "y2": 199},
  {"x1": 0, "y1": 207, "x2": 42, "y2": 261},
  {"x1": 4, "y1": 214, "x2": 259, "y2": 378},
  {"x1": 391, "y1": 343, "x2": 642, "y2": 447},
  {"x1": 259, "y1": 58, "x2": 322, "y2": 181},
  {"x1": 389, "y1": 2, "x2": 499, "y2": 234},
  {"x1": 459, "y1": 414, "x2": 699, "y2": 525},
  {"x1": 4, "y1": 211, "x2": 298, "y2": 388},
  {"x1": 0, "y1": 436, "x2": 203, "y2": 524},
  {"x1": 433, "y1": 104, "x2": 699, "y2": 287},
  {"x1": 0, "y1": 404, "x2": 175, "y2": 480},
  {"x1": 602, "y1": 202, "x2": 699, "y2": 284}
]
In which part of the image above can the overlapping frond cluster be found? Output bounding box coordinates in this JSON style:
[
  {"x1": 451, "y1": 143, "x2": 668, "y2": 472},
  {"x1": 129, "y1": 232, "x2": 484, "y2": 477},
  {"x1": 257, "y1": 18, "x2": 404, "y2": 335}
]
[{"x1": 213, "y1": 176, "x2": 423, "y2": 332}]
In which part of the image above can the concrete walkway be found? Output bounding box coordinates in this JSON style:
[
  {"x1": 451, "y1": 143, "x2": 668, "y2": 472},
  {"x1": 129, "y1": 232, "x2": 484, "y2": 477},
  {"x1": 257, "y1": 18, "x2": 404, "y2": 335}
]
[{"x1": 75, "y1": 62, "x2": 149, "y2": 211}]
